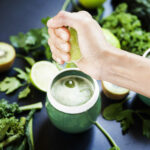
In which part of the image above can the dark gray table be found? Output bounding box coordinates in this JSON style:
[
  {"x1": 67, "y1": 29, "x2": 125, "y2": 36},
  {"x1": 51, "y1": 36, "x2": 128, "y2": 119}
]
[{"x1": 0, "y1": 0, "x2": 150, "y2": 150}]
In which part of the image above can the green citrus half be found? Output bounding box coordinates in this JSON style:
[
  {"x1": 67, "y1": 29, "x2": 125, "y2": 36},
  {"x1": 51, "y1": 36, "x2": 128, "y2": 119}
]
[
  {"x1": 102, "y1": 81, "x2": 129, "y2": 100},
  {"x1": 30, "y1": 61, "x2": 59, "y2": 92}
]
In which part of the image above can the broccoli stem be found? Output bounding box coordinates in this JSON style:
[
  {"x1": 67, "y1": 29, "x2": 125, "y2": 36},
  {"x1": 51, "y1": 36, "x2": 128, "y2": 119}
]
[
  {"x1": 0, "y1": 117, "x2": 26, "y2": 149},
  {"x1": 94, "y1": 122, "x2": 119, "y2": 148},
  {"x1": 0, "y1": 134, "x2": 21, "y2": 148},
  {"x1": 19, "y1": 102, "x2": 43, "y2": 111}
]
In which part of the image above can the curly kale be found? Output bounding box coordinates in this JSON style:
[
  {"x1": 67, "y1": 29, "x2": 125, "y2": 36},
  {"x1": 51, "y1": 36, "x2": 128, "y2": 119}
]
[
  {"x1": 101, "y1": 3, "x2": 150, "y2": 56},
  {"x1": 0, "y1": 99, "x2": 20, "y2": 118},
  {"x1": 112, "y1": 0, "x2": 150, "y2": 31}
]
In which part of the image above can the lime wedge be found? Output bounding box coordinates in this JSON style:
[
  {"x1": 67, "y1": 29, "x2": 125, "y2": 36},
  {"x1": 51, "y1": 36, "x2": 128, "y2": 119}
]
[
  {"x1": 69, "y1": 28, "x2": 120, "y2": 61},
  {"x1": 69, "y1": 28, "x2": 81, "y2": 61},
  {"x1": 30, "y1": 61, "x2": 59, "y2": 92},
  {"x1": 102, "y1": 81, "x2": 129, "y2": 100}
]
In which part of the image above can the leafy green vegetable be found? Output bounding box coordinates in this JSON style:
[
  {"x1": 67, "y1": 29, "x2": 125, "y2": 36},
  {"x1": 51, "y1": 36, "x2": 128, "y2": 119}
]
[
  {"x1": 101, "y1": 3, "x2": 150, "y2": 56},
  {"x1": 9, "y1": 18, "x2": 52, "y2": 61},
  {"x1": 0, "y1": 99, "x2": 42, "y2": 149},
  {"x1": 103, "y1": 97, "x2": 150, "y2": 138},
  {"x1": 26, "y1": 118, "x2": 34, "y2": 150},
  {"x1": 0, "y1": 67, "x2": 32, "y2": 99},
  {"x1": 24, "y1": 57, "x2": 35, "y2": 66},
  {"x1": 103, "y1": 102, "x2": 123, "y2": 120},
  {"x1": 0, "y1": 99, "x2": 20, "y2": 118},
  {"x1": 18, "y1": 86, "x2": 31, "y2": 99},
  {"x1": 116, "y1": 110, "x2": 134, "y2": 133},
  {"x1": 112, "y1": 0, "x2": 150, "y2": 31},
  {"x1": 0, "y1": 117, "x2": 26, "y2": 149},
  {"x1": 14, "y1": 68, "x2": 30, "y2": 83},
  {"x1": 0, "y1": 77, "x2": 22, "y2": 94}
]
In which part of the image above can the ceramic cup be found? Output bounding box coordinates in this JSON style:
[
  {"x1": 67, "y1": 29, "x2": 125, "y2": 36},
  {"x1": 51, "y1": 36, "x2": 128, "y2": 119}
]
[
  {"x1": 138, "y1": 48, "x2": 150, "y2": 106},
  {"x1": 45, "y1": 68, "x2": 101, "y2": 133}
]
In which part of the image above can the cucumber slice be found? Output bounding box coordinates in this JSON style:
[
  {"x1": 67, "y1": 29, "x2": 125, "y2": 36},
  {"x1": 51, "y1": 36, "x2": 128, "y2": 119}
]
[
  {"x1": 30, "y1": 61, "x2": 59, "y2": 92},
  {"x1": 0, "y1": 42, "x2": 16, "y2": 72},
  {"x1": 102, "y1": 81, "x2": 129, "y2": 100}
]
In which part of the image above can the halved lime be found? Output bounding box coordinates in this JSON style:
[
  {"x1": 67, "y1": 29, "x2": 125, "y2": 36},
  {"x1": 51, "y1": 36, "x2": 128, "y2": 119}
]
[
  {"x1": 102, "y1": 81, "x2": 129, "y2": 100},
  {"x1": 0, "y1": 42, "x2": 16, "y2": 72},
  {"x1": 30, "y1": 61, "x2": 59, "y2": 92}
]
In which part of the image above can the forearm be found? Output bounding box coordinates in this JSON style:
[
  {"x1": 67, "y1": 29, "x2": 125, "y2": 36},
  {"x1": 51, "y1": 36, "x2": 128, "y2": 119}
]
[{"x1": 101, "y1": 46, "x2": 150, "y2": 97}]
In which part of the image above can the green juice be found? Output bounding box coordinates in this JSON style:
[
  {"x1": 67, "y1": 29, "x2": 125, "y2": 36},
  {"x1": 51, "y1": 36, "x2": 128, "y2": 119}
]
[{"x1": 51, "y1": 75, "x2": 94, "y2": 106}]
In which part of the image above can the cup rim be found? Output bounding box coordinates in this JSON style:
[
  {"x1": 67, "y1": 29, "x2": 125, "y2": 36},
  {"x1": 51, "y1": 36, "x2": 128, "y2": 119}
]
[{"x1": 47, "y1": 68, "x2": 99, "y2": 114}]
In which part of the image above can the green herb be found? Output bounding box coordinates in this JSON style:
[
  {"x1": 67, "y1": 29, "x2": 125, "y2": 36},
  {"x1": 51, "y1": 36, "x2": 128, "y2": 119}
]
[
  {"x1": 17, "y1": 55, "x2": 35, "y2": 66},
  {"x1": 94, "y1": 122, "x2": 120, "y2": 150},
  {"x1": 0, "y1": 67, "x2": 32, "y2": 99},
  {"x1": 101, "y1": 3, "x2": 150, "y2": 56},
  {"x1": 0, "y1": 77, "x2": 22, "y2": 94},
  {"x1": 14, "y1": 67, "x2": 31, "y2": 83},
  {"x1": 9, "y1": 18, "x2": 52, "y2": 61},
  {"x1": 103, "y1": 98, "x2": 150, "y2": 138},
  {"x1": 112, "y1": 0, "x2": 150, "y2": 31},
  {"x1": 18, "y1": 86, "x2": 31, "y2": 99}
]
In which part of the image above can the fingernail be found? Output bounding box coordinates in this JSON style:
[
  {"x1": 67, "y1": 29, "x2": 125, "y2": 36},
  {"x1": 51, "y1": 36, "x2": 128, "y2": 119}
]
[
  {"x1": 63, "y1": 55, "x2": 69, "y2": 61},
  {"x1": 61, "y1": 44, "x2": 68, "y2": 52}
]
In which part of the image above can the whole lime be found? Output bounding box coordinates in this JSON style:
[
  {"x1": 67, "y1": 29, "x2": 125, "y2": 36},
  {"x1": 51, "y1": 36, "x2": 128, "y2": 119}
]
[{"x1": 79, "y1": 0, "x2": 106, "y2": 9}]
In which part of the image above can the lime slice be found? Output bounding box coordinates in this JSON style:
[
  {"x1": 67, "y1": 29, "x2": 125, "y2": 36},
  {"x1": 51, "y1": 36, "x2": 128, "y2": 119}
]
[
  {"x1": 0, "y1": 42, "x2": 16, "y2": 72},
  {"x1": 102, "y1": 81, "x2": 129, "y2": 100},
  {"x1": 69, "y1": 28, "x2": 81, "y2": 61},
  {"x1": 30, "y1": 61, "x2": 59, "y2": 92}
]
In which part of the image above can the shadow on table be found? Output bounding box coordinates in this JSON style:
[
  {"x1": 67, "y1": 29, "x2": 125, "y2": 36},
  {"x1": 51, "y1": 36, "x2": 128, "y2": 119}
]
[{"x1": 34, "y1": 108, "x2": 94, "y2": 150}]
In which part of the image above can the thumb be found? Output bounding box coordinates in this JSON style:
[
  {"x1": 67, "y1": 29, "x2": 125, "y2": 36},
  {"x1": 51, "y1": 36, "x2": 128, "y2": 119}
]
[{"x1": 47, "y1": 11, "x2": 79, "y2": 29}]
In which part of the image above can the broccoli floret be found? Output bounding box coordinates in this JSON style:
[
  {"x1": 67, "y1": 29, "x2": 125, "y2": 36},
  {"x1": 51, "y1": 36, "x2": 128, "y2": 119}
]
[
  {"x1": 0, "y1": 117, "x2": 25, "y2": 141},
  {"x1": 0, "y1": 99, "x2": 42, "y2": 119},
  {"x1": 0, "y1": 99, "x2": 20, "y2": 118}
]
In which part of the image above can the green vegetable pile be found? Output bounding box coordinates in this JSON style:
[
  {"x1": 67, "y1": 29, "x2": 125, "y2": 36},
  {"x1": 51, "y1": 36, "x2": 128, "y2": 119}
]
[
  {"x1": 103, "y1": 98, "x2": 150, "y2": 138},
  {"x1": 0, "y1": 99, "x2": 42, "y2": 150},
  {"x1": 112, "y1": 0, "x2": 150, "y2": 31},
  {"x1": 101, "y1": 3, "x2": 150, "y2": 55}
]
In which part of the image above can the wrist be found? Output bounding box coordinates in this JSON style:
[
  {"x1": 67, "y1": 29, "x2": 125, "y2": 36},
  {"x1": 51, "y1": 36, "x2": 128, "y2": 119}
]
[{"x1": 100, "y1": 45, "x2": 122, "y2": 81}]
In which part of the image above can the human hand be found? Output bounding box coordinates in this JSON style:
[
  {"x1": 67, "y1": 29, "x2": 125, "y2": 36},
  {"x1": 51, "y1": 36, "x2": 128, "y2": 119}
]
[{"x1": 47, "y1": 11, "x2": 111, "y2": 79}]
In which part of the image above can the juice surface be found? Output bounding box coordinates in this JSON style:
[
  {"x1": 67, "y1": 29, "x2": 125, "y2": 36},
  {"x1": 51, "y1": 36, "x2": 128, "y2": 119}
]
[{"x1": 51, "y1": 75, "x2": 94, "y2": 106}]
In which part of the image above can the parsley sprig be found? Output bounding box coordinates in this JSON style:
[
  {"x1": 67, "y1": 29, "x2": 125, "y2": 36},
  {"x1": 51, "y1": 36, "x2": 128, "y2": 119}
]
[{"x1": 103, "y1": 98, "x2": 150, "y2": 138}]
